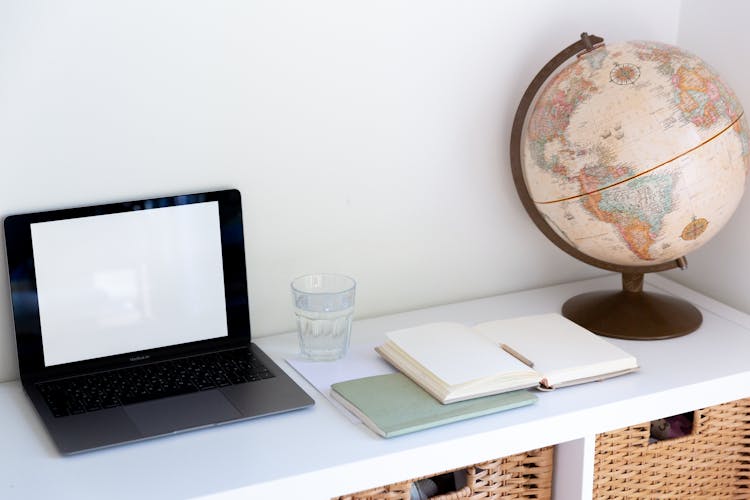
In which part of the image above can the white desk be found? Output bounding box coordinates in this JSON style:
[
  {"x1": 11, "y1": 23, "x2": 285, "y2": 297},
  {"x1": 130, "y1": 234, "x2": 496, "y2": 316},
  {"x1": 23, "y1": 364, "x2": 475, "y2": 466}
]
[{"x1": 2, "y1": 274, "x2": 750, "y2": 500}]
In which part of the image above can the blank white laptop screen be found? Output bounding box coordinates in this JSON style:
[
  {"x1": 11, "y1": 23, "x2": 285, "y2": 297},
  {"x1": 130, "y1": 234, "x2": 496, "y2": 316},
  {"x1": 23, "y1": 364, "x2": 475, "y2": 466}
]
[{"x1": 30, "y1": 202, "x2": 229, "y2": 367}]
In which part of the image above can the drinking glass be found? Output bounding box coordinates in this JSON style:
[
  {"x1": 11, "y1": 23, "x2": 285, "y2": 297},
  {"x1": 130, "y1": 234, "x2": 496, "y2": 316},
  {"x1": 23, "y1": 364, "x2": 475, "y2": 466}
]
[{"x1": 291, "y1": 273, "x2": 356, "y2": 361}]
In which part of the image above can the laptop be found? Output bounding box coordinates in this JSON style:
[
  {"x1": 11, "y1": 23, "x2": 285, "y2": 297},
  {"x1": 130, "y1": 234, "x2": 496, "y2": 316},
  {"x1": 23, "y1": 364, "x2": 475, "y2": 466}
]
[{"x1": 4, "y1": 189, "x2": 314, "y2": 454}]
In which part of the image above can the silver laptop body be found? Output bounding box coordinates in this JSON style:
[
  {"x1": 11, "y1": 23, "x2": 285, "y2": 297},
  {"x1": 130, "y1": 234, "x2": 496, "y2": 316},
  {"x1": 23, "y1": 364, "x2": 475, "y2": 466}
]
[{"x1": 4, "y1": 189, "x2": 313, "y2": 454}]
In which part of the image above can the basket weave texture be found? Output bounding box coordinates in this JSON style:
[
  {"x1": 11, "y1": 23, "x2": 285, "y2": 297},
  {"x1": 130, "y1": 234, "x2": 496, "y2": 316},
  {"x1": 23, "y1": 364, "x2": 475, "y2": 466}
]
[
  {"x1": 334, "y1": 446, "x2": 553, "y2": 500},
  {"x1": 594, "y1": 397, "x2": 750, "y2": 499}
]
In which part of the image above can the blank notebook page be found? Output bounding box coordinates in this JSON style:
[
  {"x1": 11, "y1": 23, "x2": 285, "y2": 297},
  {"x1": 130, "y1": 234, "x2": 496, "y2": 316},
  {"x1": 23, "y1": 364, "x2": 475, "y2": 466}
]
[
  {"x1": 385, "y1": 322, "x2": 532, "y2": 386},
  {"x1": 474, "y1": 314, "x2": 636, "y2": 376}
]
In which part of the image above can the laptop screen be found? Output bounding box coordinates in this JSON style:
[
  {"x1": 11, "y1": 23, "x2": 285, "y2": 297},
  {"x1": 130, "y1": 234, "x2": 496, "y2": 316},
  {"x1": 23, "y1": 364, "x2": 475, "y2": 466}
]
[
  {"x1": 30, "y1": 202, "x2": 229, "y2": 367},
  {"x1": 5, "y1": 190, "x2": 251, "y2": 378}
]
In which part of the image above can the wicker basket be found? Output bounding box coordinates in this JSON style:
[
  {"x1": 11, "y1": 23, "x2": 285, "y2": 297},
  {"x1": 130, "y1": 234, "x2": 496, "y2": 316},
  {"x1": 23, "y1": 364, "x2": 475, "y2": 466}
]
[
  {"x1": 334, "y1": 446, "x2": 553, "y2": 500},
  {"x1": 593, "y1": 397, "x2": 750, "y2": 498}
]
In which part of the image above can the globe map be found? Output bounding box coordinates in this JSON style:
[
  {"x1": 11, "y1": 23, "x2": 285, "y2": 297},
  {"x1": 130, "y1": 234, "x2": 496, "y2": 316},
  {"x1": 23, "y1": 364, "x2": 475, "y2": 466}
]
[{"x1": 522, "y1": 41, "x2": 750, "y2": 266}]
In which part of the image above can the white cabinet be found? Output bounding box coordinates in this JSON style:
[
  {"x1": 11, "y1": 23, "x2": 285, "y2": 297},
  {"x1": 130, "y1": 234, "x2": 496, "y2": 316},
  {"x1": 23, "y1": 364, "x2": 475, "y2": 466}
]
[{"x1": 1, "y1": 274, "x2": 749, "y2": 499}]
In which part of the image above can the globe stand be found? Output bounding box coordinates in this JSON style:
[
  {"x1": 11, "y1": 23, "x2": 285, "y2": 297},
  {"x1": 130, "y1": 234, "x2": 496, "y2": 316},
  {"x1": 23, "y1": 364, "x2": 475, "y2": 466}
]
[
  {"x1": 561, "y1": 273, "x2": 702, "y2": 340},
  {"x1": 510, "y1": 33, "x2": 704, "y2": 340}
]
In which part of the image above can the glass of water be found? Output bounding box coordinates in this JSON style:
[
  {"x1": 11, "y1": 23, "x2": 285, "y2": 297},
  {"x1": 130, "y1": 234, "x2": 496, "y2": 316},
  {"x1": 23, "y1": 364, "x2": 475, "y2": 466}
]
[{"x1": 291, "y1": 273, "x2": 356, "y2": 361}]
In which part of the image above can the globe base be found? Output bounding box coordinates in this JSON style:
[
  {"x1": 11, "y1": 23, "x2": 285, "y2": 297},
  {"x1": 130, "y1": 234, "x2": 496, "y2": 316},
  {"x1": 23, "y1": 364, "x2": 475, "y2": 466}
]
[{"x1": 561, "y1": 274, "x2": 702, "y2": 340}]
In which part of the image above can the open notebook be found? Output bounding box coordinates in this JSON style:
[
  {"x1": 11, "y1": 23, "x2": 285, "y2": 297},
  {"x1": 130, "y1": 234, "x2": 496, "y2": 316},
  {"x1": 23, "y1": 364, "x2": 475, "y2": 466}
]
[{"x1": 375, "y1": 313, "x2": 638, "y2": 404}]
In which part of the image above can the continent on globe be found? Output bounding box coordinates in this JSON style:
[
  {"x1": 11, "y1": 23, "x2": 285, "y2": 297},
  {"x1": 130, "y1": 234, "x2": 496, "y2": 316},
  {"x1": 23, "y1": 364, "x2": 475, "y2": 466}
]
[{"x1": 522, "y1": 40, "x2": 750, "y2": 266}]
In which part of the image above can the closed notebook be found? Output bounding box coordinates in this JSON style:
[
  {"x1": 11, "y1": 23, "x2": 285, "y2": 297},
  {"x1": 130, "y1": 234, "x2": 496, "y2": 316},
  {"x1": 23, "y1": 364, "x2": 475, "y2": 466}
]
[
  {"x1": 330, "y1": 373, "x2": 537, "y2": 438},
  {"x1": 375, "y1": 313, "x2": 638, "y2": 404}
]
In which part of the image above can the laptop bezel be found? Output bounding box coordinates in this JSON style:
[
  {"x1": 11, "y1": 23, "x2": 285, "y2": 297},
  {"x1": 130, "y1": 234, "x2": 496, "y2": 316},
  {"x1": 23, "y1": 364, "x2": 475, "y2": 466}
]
[{"x1": 4, "y1": 189, "x2": 252, "y2": 384}]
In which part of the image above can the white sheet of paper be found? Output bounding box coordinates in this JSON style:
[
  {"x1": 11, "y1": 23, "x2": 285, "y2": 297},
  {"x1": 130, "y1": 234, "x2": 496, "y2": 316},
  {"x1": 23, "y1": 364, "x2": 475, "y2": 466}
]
[{"x1": 286, "y1": 342, "x2": 395, "y2": 422}]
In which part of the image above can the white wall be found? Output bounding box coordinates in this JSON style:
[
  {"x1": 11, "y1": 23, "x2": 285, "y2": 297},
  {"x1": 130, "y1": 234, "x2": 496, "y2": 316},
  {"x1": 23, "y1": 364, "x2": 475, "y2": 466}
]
[
  {"x1": 666, "y1": 0, "x2": 750, "y2": 312},
  {"x1": 0, "y1": 0, "x2": 681, "y2": 382}
]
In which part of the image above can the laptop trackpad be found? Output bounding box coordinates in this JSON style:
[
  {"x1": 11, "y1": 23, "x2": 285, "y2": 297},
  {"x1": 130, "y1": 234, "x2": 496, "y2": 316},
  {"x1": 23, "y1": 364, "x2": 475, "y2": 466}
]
[{"x1": 124, "y1": 391, "x2": 241, "y2": 436}]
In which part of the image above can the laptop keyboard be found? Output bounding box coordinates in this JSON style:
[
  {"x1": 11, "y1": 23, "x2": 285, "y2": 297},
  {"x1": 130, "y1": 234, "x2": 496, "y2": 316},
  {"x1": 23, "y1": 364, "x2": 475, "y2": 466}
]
[{"x1": 36, "y1": 348, "x2": 275, "y2": 418}]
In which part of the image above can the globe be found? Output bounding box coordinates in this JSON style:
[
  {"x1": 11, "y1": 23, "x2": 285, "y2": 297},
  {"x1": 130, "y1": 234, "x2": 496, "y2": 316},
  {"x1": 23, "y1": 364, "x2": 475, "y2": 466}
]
[{"x1": 511, "y1": 34, "x2": 749, "y2": 339}]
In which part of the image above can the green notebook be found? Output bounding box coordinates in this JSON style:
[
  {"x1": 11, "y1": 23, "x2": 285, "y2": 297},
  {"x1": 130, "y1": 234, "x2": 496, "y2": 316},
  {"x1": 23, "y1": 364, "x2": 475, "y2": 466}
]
[{"x1": 330, "y1": 373, "x2": 537, "y2": 438}]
